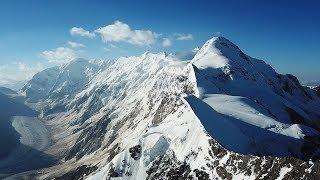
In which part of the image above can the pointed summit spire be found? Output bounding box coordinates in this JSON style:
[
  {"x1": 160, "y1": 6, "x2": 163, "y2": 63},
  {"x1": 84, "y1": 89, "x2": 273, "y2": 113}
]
[{"x1": 191, "y1": 36, "x2": 247, "y2": 70}]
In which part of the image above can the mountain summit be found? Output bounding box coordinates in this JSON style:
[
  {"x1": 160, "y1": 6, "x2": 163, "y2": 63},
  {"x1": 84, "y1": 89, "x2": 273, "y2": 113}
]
[{"x1": 192, "y1": 36, "x2": 242, "y2": 66}]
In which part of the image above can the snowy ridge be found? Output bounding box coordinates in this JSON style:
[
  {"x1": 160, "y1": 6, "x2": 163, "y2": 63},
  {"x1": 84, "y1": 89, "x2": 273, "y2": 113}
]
[
  {"x1": 9, "y1": 37, "x2": 320, "y2": 179},
  {"x1": 21, "y1": 58, "x2": 110, "y2": 114}
]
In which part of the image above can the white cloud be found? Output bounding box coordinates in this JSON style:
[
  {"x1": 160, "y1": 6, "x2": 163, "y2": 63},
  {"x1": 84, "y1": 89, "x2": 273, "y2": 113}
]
[
  {"x1": 162, "y1": 38, "x2": 172, "y2": 47},
  {"x1": 17, "y1": 62, "x2": 29, "y2": 71},
  {"x1": 176, "y1": 33, "x2": 193, "y2": 41},
  {"x1": 70, "y1": 27, "x2": 95, "y2": 38},
  {"x1": 110, "y1": 43, "x2": 118, "y2": 48},
  {"x1": 0, "y1": 62, "x2": 45, "y2": 90},
  {"x1": 103, "y1": 47, "x2": 112, "y2": 52},
  {"x1": 67, "y1": 41, "x2": 85, "y2": 48},
  {"x1": 95, "y1": 21, "x2": 158, "y2": 46},
  {"x1": 40, "y1": 47, "x2": 77, "y2": 64}
]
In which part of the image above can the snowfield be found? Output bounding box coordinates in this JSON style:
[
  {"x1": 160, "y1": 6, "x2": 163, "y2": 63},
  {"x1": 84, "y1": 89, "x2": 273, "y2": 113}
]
[{"x1": 200, "y1": 94, "x2": 318, "y2": 156}]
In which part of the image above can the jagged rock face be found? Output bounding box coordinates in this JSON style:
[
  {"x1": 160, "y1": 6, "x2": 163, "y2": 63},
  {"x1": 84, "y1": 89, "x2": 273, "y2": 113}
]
[
  {"x1": 19, "y1": 37, "x2": 320, "y2": 179},
  {"x1": 146, "y1": 139, "x2": 320, "y2": 180},
  {"x1": 65, "y1": 117, "x2": 111, "y2": 160},
  {"x1": 55, "y1": 165, "x2": 98, "y2": 180}
]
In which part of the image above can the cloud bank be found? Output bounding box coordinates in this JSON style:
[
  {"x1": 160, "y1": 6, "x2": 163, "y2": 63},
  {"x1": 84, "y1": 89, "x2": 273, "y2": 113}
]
[
  {"x1": 0, "y1": 62, "x2": 45, "y2": 90},
  {"x1": 40, "y1": 47, "x2": 77, "y2": 64},
  {"x1": 162, "y1": 38, "x2": 172, "y2": 47},
  {"x1": 67, "y1": 41, "x2": 85, "y2": 48},
  {"x1": 176, "y1": 33, "x2": 193, "y2": 41},
  {"x1": 95, "y1": 21, "x2": 158, "y2": 46},
  {"x1": 70, "y1": 27, "x2": 95, "y2": 38}
]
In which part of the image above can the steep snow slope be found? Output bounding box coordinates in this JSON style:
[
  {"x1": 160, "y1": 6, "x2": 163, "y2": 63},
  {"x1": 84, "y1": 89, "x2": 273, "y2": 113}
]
[
  {"x1": 10, "y1": 37, "x2": 320, "y2": 179},
  {"x1": 21, "y1": 58, "x2": 110, "y2": 115},
  {"x1": 20, "y1": 66, "x2": 60, "y2": 103}
]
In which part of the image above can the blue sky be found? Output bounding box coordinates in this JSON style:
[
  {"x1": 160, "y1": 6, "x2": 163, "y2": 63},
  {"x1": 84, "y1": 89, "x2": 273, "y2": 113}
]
[{"x1": 0, "y1": 0, "x2": 320, "y2": 88}]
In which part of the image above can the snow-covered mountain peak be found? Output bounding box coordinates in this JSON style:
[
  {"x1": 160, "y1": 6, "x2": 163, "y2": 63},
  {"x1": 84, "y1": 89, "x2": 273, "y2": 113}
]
[
  {"x1": 140, "y1": 51, "x2": 167, "y2": 61},
  {"x1": 60, "y1": 58, "x2": 101, "y2": 71},
  {"x1": 21, "y1": 58, "x2": 108, "y2": 110},
  {"x1": 203, "y1": 36, "x2": 239, "y2": 50},
  {"x1": 64, "y1": 57, "x2": 88, "y2": 64},
  {"x1": 192, "y1": 36, "x2": 248, "y2": 69},
  {"x1": 195, "y1": 36, "x2": 238, "y2": 51}
]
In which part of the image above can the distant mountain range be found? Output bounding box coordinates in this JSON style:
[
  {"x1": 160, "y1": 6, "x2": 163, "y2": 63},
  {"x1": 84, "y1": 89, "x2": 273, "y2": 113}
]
[{"x1": 2, "y1": 37, "x2": 320, "y2": 179}]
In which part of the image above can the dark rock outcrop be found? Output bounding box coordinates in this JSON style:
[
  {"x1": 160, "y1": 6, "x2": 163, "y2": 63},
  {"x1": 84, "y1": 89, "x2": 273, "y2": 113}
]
[
  {"x1": 315, "y1": 86, "x2": 320, "y2": 96},
  {"x1": 66, "y1": 117, "x2": 111, "y2": 160},
  {"x1": 55, "y1": 165, "x2": 98, "y2": 180}
]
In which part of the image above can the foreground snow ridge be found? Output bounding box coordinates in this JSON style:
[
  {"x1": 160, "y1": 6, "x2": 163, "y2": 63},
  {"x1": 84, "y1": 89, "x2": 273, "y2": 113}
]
[{"x1": 8, "y1": 36, "x2": 320, "y2": 179}]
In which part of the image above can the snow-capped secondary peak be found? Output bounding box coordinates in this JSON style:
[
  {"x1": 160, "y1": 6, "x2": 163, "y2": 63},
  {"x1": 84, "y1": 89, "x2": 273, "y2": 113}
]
[
  {"x1": 140, "y1": 51, "x2": 167, "y2": 60},
  {"x1": 21, "y1": 58, "x2": 109, "y2": 112},
  {"x1": 60, "y1": 58, "x2": 107, "y2": 73},
  {"x1": 65, "y1": 57, "x2": 88, "y2": 64}
]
